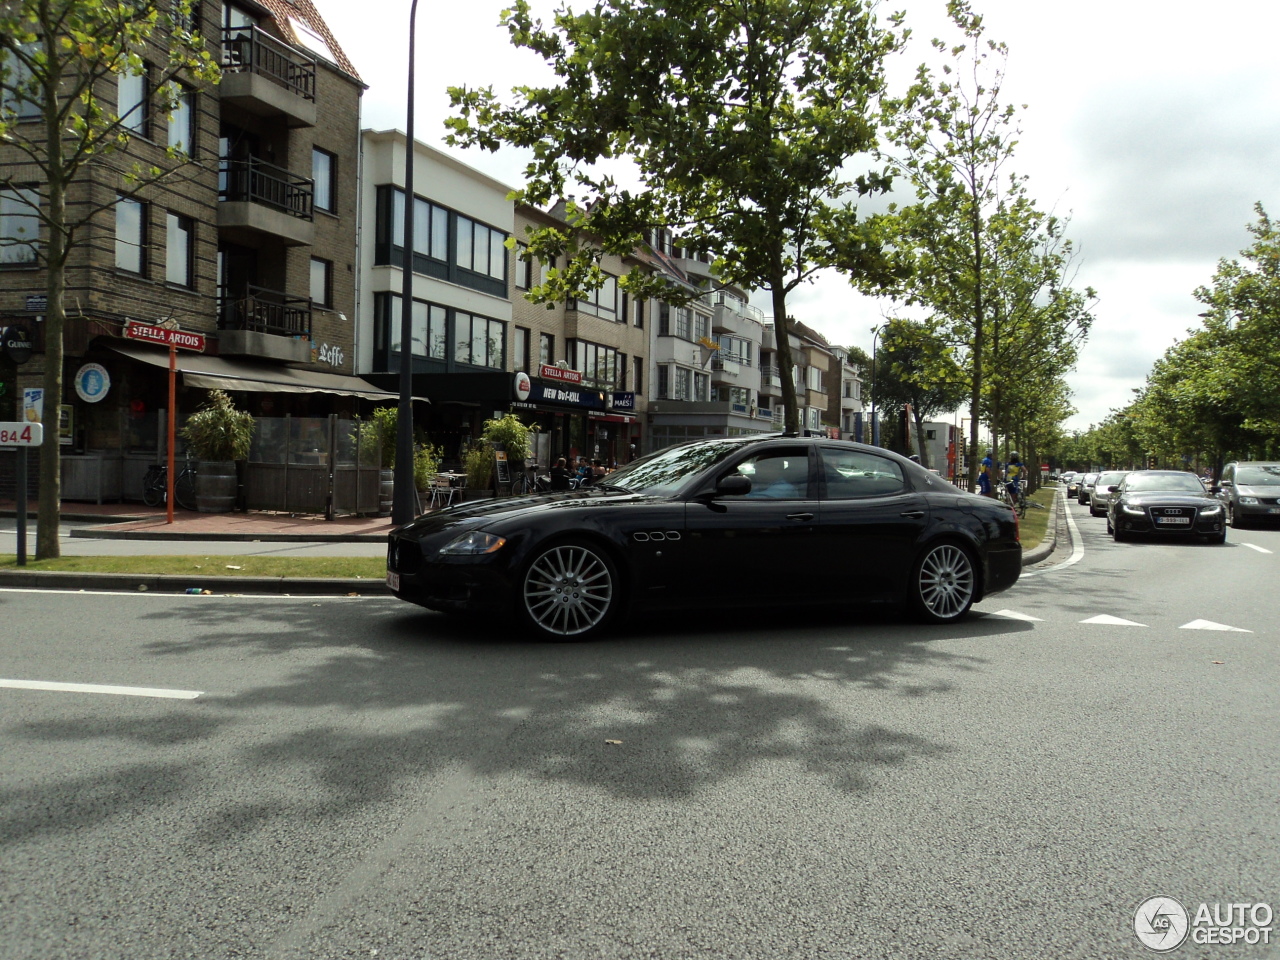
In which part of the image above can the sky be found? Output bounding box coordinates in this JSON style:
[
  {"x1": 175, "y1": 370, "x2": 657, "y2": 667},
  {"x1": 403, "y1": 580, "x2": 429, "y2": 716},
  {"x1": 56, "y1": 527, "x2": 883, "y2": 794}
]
[{"x1": 316, "y1": 0, "x2": 1280, "y2": 433}]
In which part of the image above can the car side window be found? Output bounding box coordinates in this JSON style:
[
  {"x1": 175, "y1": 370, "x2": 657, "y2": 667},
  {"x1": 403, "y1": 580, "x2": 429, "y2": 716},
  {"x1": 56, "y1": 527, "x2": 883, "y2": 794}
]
[
  {"x1": 820, "y1": 449, "x2": 905, "y2": 499},
  {"x1": 731, "y1": 449, "x2": 810, "y2": 500}
]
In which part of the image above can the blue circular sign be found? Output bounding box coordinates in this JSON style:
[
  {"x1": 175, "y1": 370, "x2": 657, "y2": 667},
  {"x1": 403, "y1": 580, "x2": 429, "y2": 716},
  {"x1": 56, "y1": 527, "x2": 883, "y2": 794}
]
[{"x1": 75, "y1": 363, "x2": 111, "y2": 403}]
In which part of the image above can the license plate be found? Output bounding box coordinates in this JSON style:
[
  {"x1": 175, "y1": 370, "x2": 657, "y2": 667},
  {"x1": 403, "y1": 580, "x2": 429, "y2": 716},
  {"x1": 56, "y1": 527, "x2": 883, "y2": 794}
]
[
  {"x1": 1156, "y1": 517, "x2": 1190, "y2": 524},
  {"x1": 386, "y1": 570, "x2": 400, "y2": 590}
]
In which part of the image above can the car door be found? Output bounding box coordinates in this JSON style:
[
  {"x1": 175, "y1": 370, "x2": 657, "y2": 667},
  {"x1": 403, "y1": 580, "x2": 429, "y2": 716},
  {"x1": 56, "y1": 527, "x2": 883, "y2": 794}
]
[
  {"x1": 681, "y1": 444, "x2": 820, "y2": 605},
  {"x1": 813, "y1": 445, "x2": 930, "y2": 600}
]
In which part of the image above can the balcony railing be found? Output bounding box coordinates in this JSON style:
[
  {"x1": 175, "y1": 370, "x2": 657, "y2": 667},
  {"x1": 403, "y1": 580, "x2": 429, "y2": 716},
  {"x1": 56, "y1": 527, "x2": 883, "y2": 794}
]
[
  {"x1": 220, "y1": 157, "x2": 314, "y2": 219},
  {"x1": 219, "y1": 284, "x2": 312, "y2": 339},
  {"x1": 221, "y1": 25, "x2": 316, "y2": 102},
  {"x1": 712, "y1": 354, "x2": 753, "y2": 370}
]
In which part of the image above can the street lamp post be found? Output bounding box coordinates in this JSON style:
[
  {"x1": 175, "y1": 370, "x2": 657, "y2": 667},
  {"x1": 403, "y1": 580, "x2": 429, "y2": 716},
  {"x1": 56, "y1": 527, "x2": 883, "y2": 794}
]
[
  {"x1": 392, "y1": 0, "x2": 421, "y2": 525},
  {"x1": 869, "y1": 324, "x2": 883, "y2": 447}
]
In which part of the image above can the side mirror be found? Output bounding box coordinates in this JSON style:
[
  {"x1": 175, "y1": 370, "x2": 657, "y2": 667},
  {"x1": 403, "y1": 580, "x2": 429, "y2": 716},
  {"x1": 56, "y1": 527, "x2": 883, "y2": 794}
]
[
  {"x1": 716, "y1": 474, "x2": 752, "y2": 496},
  {"x1": 1209, "y1": 484, "x2": 1221, "y2": 494}
]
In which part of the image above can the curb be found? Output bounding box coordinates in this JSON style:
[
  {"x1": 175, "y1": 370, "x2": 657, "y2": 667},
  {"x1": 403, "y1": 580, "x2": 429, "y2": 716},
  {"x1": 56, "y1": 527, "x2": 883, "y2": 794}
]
[
  {"x1": 67, "y1": 527, "x2": 388, "y2": 543},
  {"x1": 0, "y1": 570, "x2": 389, "y2": 596}
]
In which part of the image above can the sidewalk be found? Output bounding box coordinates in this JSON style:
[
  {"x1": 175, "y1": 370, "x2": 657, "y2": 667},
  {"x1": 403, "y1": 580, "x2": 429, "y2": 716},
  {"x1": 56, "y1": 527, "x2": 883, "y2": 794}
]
[{"x1": 0, "y1": 500, "x2": 396, "y2": 596}]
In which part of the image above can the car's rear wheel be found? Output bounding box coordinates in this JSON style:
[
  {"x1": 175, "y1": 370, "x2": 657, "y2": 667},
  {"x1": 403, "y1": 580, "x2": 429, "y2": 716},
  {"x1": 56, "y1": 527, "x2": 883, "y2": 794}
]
[
  {"x1": 910, "y1": 542, "x2": 976, "y2": 623},
  {"x1": 518, "y1": 540, "x2": 619, "y2": 640}
]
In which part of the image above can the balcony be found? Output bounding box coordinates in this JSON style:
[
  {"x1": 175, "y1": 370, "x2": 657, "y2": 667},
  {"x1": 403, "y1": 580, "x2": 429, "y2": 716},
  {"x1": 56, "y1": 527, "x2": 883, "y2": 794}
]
[
  {"x1": 758, "y1": 363, "x2": 783, "y2": 396},
  {"x1": 218, "y1": 158, "x2": 315, "y2": 247},
  {"x1": 220, "y1": 25, "x2": 317, "y2": 127},
  {"x1": 218, "y1": 284, "x2": 313, "y2": 362}
]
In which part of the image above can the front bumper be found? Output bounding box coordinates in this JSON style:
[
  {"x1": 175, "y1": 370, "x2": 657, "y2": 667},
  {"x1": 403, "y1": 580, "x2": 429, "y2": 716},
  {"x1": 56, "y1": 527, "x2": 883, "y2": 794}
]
[
  {"x1": 386, "y1": 534, "x2": 515, "y2": 614},
  {"x1": 1113, "y1": 506, "x2": 1224, "y2": 536}
]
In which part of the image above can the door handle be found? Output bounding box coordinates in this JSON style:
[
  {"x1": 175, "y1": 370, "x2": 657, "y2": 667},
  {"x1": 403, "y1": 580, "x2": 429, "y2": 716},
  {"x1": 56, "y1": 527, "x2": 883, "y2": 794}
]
[
  {"x1": 785, "y1": 512, "x2": 814, "y2": 522},
  {"x1": 900, "y1": 510, "x2": 926, "y2": 519}
]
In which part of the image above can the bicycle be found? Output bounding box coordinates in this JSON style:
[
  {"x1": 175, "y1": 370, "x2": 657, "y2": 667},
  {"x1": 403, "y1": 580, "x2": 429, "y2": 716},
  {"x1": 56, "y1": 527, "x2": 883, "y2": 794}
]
[
  {"x1": 142, "y1": 459, "x2": 198, "y2": 511},
  {"x1": 999, "y1": 480, "x2": 1028, "y2": 518}
]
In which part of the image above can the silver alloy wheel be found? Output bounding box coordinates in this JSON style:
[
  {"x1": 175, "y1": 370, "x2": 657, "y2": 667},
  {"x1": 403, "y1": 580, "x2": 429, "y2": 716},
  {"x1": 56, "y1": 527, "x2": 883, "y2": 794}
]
[
  {"x1": 915, "y1": 543, "x2": 975, "y2": 621},
  {"x1": 522, "y1": 543, "x2": 615, "y2": 637}
]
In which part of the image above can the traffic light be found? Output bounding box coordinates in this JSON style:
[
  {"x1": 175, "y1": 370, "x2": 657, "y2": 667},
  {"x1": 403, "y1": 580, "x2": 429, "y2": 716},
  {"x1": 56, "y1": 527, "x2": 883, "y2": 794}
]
[{"x1": 1147, "y1": 456, "x2": 1157, "y2": 468}]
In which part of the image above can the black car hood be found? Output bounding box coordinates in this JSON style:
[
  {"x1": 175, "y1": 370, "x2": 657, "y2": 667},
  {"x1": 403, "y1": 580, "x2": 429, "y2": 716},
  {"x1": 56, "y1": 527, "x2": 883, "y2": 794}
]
[
  {"x1": 1120, "y1": 493, "x2": 1214, "y2": 507},
  {"x1": 393, "y1": 487, "x2": 660, "y2": 537}
]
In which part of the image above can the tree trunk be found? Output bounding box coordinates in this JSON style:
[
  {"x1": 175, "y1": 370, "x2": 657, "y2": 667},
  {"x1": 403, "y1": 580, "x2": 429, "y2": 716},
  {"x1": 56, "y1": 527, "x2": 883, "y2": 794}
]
[
  {"x1": 913, "y1": 406, "x2": 929, "y2": 470},
  {"x1": 771, "y1": 281, "x2": 800, "y2": 436},
  {"x1": 36, "y1": 72, "x2": 66, "y2": 560}
]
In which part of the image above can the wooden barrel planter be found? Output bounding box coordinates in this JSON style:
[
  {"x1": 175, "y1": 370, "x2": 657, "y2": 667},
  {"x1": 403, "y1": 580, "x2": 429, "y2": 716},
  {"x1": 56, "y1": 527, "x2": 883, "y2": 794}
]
[{"x1": 196, "y1": 460, "x2": 238, "y2": 513}]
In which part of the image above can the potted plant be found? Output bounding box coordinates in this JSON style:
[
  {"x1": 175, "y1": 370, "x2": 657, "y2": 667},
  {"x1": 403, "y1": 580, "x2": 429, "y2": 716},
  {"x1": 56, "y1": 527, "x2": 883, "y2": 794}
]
[
  {"x1": 181, "y1": 389, "x2": 254, "y2": 513},
  {"x1": 463, "y1": 443, "x2": 493, "y2": 500},
  {"x1": 356, "y1": 406, "x2": 398, "y2": 516}
]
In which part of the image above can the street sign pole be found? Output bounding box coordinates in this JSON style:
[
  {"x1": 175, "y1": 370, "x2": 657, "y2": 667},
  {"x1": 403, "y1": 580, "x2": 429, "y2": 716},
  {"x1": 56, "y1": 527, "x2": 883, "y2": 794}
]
[{"x1": 1, "y1": 421, "x2": 43, "y2": 565}]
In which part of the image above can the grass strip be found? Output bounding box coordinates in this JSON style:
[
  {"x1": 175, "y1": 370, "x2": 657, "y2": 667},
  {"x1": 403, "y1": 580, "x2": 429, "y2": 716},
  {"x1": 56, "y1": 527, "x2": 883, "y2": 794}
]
[{"x1": 0, "y1": 555, "x2": 385, "y2": 580}]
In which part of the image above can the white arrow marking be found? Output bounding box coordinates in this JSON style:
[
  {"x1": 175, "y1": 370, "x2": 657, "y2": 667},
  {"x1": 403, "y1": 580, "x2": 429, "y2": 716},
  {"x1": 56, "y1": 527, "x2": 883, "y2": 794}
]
[
  {"x1": 988, "y1": 609, "x2": 1044, "y2": 622},
  {"x1": 1241, "y1": 543, "x2": 1273, "y2": 554},
  {"x1": 0, "y1": 678, "x2": 202, "y2": 700},
  {"x1": 1080, "y1": 615, "x2": 1148, "y2": 627},
  {"x1": 1179, "y1": 619, "x2": 1252, "y2": 633}
]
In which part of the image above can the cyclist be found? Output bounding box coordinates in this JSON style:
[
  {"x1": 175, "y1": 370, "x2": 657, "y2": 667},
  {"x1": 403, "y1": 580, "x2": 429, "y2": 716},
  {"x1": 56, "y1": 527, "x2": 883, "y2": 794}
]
[
  {"x1": 978, "y1": 449, "x2": 995, "y2": 497},
  {"x1": 1004, "y1": 451, "x2": 1027, "y2": 506}
]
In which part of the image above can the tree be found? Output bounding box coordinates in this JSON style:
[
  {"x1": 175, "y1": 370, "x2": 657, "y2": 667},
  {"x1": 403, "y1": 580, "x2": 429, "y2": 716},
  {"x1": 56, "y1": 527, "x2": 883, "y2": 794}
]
[
  {"x1": 860, "y1": 0, "x2": 1020, "y2": 483},
  {"x1": 447, "y1": 0, "x2": 905, "y2": 434},
  {"x1": 868, "y1": 318, "x2": 966, "y2": 468},
  {"x1": 0, "y1": 0, "x2": 218, "y2": 558}
]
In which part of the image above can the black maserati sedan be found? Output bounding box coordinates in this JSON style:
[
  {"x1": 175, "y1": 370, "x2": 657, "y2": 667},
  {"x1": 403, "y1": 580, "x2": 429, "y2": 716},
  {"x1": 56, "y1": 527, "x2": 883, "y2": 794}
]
[
  {"x1": 1106, "y1": 470, "x2": 1226, "y2": 543},
  {"x1": 387, "y1": 435, "x2": 1023, "y2": 640}
]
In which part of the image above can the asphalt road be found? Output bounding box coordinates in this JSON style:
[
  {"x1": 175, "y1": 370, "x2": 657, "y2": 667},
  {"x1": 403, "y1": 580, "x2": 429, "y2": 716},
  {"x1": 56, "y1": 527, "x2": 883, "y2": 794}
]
[{"x1": 2, "y1": 496, "x2": 1276, "y2": 959}]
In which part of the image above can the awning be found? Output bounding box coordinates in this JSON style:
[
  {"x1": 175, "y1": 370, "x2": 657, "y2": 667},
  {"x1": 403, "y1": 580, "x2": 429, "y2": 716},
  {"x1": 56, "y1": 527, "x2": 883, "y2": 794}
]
[{"x1": 107, "y1": 342, "x2": 428, "y2": 402}]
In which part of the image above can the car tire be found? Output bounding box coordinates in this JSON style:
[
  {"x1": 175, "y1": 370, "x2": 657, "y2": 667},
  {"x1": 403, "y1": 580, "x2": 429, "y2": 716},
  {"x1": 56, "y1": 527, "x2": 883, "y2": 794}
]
[
  {"x1": 909, "y1": 541, "x2": 976, "y2": 624},
  {"x1": 1090, "y1": 503, "x2": 1102, "y2": 517},
  {"x1": 1210, "y1": 530, "x2": 1227, "y2": 545},
  {"x1": 517, "y1": 539, "x2": 620, "y2": 641},
  {"x1": 1229, "y1": 503, "x2": 1247, "y2": 528},
  {"x1": 1113, "y1": 524, "x2": 1127, "y2": 542},
  {"x1": 1106, "y1": 515, "x2": 1114, "y2": 534}
]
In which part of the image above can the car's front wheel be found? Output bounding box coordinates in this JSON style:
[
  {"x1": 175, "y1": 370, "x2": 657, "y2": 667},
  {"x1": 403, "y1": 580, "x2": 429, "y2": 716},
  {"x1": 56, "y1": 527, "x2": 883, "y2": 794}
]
[
  {"x1": 518, "y1": 540, "x2": 619, "y2": 640},
  {"x1": 1229, "y1": 503, "x2": 1247, "y2": 528},
  {"x1": 909, "y1": 541, "x2": 976, "y2": 623}
]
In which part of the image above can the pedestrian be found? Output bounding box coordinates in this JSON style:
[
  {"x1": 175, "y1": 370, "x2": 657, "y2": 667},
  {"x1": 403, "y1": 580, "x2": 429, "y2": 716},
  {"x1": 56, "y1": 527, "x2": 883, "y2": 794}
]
[{"x1": 549, "y1": 457, "x2": 573, "y2": 491}]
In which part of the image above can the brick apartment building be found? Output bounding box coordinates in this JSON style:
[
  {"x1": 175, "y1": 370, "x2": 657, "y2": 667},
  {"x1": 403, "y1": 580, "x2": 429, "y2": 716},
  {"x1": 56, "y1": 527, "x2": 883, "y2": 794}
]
[{"x1": 0, "y1": 1, "x2": 385, "y2": 502}]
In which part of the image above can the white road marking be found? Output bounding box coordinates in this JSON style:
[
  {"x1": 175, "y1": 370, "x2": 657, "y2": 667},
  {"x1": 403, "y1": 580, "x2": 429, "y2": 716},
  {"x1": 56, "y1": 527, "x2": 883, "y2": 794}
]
[
  {"x1": 988, "y1": 609, "x2": 1044, "y2": 622},
  {"x1": 1020, "y1": 490, "x2": 1085, "y2": 578},
  {"x1": 1241, "y1": 543, "x2": 1273, "y2": 554},
  {"x1": 0, "y1": 587, "x2": 378, "y2": 600},
  {"x1": 0, "y1": 678, "x2": 202, "y2": 699},
  {"x1": 1080, "y1": 615, "x2": 1148, "y2": 627},
  {"x1": 1179, "y1": 619, "x2": 1252, "y2": 633}
]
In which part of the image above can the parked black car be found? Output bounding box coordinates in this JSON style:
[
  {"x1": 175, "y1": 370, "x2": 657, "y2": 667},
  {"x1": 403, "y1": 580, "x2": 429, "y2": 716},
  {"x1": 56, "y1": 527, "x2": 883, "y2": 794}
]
[
  {"x1": 1215, "y1": 461, "x2": 1280, "y2": 528},
  {"x1": 1107, "y1": 470, "x2": 1226, "y2": 543},
  {"x1": 387, "y1": 435, "x2": 1023, "y2": 639}
]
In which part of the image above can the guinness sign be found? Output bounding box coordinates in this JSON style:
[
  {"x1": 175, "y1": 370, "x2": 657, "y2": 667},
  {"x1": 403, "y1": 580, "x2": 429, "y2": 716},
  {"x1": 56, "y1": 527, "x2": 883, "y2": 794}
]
[{"x1": 3, "y1": 326, "x2": 33, "y2": 365}]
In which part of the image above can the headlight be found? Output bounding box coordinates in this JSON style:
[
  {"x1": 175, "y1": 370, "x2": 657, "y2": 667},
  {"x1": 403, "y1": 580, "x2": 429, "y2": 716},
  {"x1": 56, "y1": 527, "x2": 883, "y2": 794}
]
[
  {"x1": 1199, "y1": 503, "x2": 1224, "y2": 515},
  {"x1": 1239, "y1": 497, "x2": 1259, "y2": 505},
  {"x1": 1121, "y1": 504, "x2": 1145, "y2": 515},
  {"x1": 439, "y1": 531, "x2": 507, "y2": 555}
]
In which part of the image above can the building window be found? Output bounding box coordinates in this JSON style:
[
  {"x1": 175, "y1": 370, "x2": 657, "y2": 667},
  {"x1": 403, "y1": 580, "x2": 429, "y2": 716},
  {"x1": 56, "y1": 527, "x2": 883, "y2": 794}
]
[
  {"x1": 309, "y1": 257, "x2": 332, "y2": 307},
  {"x1": 634, "y1": 299, "x2": 644, "y2": 328},
  {"x1": 513, "y1": 326, "x2": 530, "y2": 373},
  {"x1": 386, "y1": 188, "x2": 449, "y2": 261},
  {"x1": 694, "y1": 312, "x2": 709, "y2": 341},
  {"x1": 515, "y1": 242, "x2": 532, "y2": 289},
  {"x1": 1, "y1": 44, "x2": 42, "y2": 120},
  {"x1": 657, "y1": 364, "x2": 669, "y2": 399},
  {"x1": 0, "y1": 188, "x2": 39, "y2": 265},
  {"x1": 694, "y1": 372, "x2": 709, "y2": 401},
  {"x1": 674, "y1": 366, "x2": 691, "y2": 401},
  {"x1": 572, "y1": 272, "x2": 618, "y2": 320},
  {"x1": 312, "y1": 148, "x2": 336, "y2": 212},
  {"x1": 115, "y1": 197, "x2": 146, "y2": 274},
  {"x1": 118, "y1": 66, "x2": 149, "y2": 137},
  {"x1": 386, "y1": 295, "x2": 447, "y2": 359},
  {"x1": 165, "y1": 213, "x2": 192, "y2": 287},
  {"x1": 455, "y1": 214, "x2": 507, "y2": 282},
  {"x1": 674, "y1": 307, "x2": 691, "y2": 340},
  {"x1": 633, "y1": 357, "x2": 643, "y2": 395},
  {"x1": 167, "y1": 86, "x2": 194, "y2": 154},
  {"x1": 452, "y1": 312, "x2": 506, "y2": 368},
  {"x1": 539, "y1": 332, "x2": 554, "y2": 366},
  {"x1": 575, "y1": 341, "x2": 620, "y2": 388}
]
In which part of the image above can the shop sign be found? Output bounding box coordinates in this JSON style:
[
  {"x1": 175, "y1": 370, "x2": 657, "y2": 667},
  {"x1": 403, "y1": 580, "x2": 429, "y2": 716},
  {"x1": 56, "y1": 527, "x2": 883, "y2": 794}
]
[
  {"x1": 531, "y1": 381, "x2": 607, "y2": 409},
  {"x1": 539, "y1": 363, "x2": 583, "y2": 385},
  {"x1": 74, "y1": 363, "x2": 111, "y2": 403},
  {"x1": 610, "y1": 392, "x2": 635, "y2": 411},
  {"x1": 3, "y1": 325, "x2": 33, "y2": 364},
  {"x1": 0, "y1": 421, "x2": 42, "y2": 446},
  {"x1": 514, "y1": 371, "x2": 532, "y2": 401},
  {"x1": 125, "y1": 320, "x2": 206, "y2": 352},
  {"x1": 22, "y1": 387, "x2": 43, "y2": 423},
  {"x1": 25, "y1": 294, "x2": 47, "y2": 312}
]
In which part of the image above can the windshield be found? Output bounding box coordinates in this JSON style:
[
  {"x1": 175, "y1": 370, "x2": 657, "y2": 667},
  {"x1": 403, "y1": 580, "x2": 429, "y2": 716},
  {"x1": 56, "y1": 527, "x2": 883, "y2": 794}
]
[
  {"x1": 601, "y1": 437, "x2": 757, "y2": 496},
  {"x1": 1097, "y1": 472, "x2": 1126, "y2": 486},
  {"x1": 1236, "y1": 465, "x2": 1280, "y2": 485},
  {"x1": 1125, "y1": 473, "x2": 1205, "y2": 494}
]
